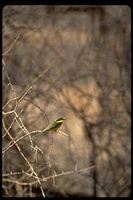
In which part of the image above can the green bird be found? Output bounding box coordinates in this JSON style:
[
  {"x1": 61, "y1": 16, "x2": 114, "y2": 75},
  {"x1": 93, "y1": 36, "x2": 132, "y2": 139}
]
[{"x1": 43, "y1": 117, "x2": 66, "y2": 132}]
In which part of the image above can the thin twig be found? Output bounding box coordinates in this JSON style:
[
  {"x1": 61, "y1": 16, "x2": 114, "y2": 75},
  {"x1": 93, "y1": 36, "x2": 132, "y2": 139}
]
[
  {"x1": 3, "y1": 32, "x2": 21, "y2": 56},
  {"x1": 2, "y1": 119, "x2": 45, "y2": 197},
  {"x1": 3, "y1": 165, "x2": 95, "y2": 186},
  {"x1": 58, "y1": 130, "x2": 68, "y2": 137}
]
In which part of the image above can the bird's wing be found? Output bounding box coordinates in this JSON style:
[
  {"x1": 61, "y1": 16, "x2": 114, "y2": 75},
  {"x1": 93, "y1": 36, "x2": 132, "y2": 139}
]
[{"x1": 43, "y1": 121, "x2": 57, "y2": 131}]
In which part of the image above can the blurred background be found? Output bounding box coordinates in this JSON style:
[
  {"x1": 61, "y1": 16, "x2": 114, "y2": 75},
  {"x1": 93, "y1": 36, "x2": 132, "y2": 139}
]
[{"x1": 2, "y1": 5, "x2": 131, "y2": 197}]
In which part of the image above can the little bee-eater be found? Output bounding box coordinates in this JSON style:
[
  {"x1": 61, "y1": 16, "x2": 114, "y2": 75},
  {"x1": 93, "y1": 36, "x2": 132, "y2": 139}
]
[{"x1": 43, "y1": 117, "x2": 66, "y2": 132}]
